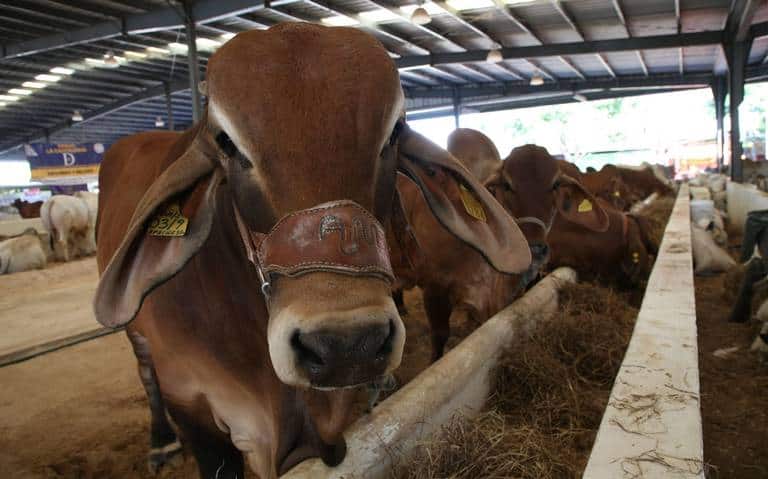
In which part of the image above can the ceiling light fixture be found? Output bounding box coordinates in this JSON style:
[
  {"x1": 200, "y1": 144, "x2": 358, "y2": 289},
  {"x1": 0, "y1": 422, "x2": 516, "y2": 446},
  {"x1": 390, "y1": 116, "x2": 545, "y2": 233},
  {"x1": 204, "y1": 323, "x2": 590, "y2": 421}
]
[
  {"x1": 147, "y1": 46, "x2": 171, "y2": 55},
  {"x1": 22, "y1": 81, "x2": 47, "y2": 89},
  {"x1": 155, "y1": 116, "x2": 165, "y2": 128},
  {"x1": 50, "y1": 67, "x2": 74, "y2": 75},
  {"x1": 125, "y1": 50, "x2": 148, "y2": 59},
  {"x1": 8, "y1": 88, "x2": 32, "y2": 95},
  {"x1": 320, "y1": 15, "x2": 360, "y2": 26},
  {"x1": 486, "y1": 48, "x2": 503, "y2": 63},
  {"x1": 196, "y1": 38, "x2": 222, "y2": 50},
  {"x1": 36, "y1": 74, "x2": 62, "y2": 82},
  {"x1": 573, "y1": 93, "x2": 588, "y2": 102},
  {"x1": 530, "y1": 74, "x2": 544, "y2": 86},
  {"x1": 0, "y1": 95, "x2": 19, "y2": 102},
  {"x1": 72, "y1": 110, "x2": 83, "y2": 122},
  {"x1": 104, "y1": 50, "x2": 118, "y2": 65},
  {"x1": 411, "y1": 6, "x2": 431, "y2": 24}
]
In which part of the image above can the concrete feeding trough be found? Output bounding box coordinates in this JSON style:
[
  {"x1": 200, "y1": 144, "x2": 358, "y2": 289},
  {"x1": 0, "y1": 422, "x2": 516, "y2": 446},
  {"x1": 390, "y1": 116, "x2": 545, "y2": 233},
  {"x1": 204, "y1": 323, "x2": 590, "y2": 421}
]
[
  {"x1": 283, "y1": 267, "x2": 578, "y2": 479},
  {"x1": 584, "y1": 184, "x2": 704, "y2": 478}
]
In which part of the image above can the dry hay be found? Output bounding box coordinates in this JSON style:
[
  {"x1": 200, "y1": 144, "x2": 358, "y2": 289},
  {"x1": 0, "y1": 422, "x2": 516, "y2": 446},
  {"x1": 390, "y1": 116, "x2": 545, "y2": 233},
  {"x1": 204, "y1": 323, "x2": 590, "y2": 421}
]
[
  {"x1": 395, "y1": 282, "x2": 638, "y2": 479},
  {"x1": 638, "y1": 196, "x2": 675, "y2": 248}
]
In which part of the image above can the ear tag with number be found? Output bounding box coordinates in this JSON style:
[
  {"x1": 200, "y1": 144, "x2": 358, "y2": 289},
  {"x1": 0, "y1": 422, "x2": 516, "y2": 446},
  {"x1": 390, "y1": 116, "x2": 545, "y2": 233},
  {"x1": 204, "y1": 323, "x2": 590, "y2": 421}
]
[
  {"x1": 577, "y1": 199, "x2": 593, "y2": 213},
  {"x1": 148, "y1": 203, "x2": 189, "y2": 237},
  {"x1": 458, "y1": 184, "x2": 487, "y2": 222}
]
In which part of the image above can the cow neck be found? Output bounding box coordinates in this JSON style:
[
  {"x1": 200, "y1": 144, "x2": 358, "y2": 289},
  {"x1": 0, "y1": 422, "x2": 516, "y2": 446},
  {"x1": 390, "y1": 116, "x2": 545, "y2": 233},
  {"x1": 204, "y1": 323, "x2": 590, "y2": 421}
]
[{"x1": 231, "y1": 199, "x2": 395, "y2": 305}]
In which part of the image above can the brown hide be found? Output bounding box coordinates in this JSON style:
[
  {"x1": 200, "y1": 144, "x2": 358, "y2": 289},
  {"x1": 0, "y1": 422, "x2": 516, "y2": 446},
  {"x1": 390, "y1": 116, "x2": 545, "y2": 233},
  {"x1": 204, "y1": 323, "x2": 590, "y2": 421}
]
[
  {"x1": 557, "y1": 159, "x2": 582, "y2": 180},
  {"x1": 579, "y1": 167, "x2": 636, "y2": 211},
  {"x1": 12, "y1": 199, "x2": 43, "y2": 218},
  {"x1": 95, "y1": 24, "x2": 530, "y2": 479},
  {"x1": 394, "y1": 144, "x2": 605, "y2": 360},
  {"x1": 447, "y1": 128, "x2": 501, "y2": 182},
  {"x1": 547, "y1": 198, "x2": 654, "y2": 285}
]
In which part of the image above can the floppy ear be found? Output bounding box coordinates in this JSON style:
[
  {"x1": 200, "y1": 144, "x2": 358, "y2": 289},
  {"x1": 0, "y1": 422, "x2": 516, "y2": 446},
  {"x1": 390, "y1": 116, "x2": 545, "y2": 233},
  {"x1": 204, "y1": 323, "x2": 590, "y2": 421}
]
[
  {"x1": 555, "y1": 175, "x2": 610, "y2": 232},
  {"x1": 396, "y1": 125, "x2": 531, "y2": 274},
  {"x1": 93, "y1": 140, "x2": 220, "y2": 328}
]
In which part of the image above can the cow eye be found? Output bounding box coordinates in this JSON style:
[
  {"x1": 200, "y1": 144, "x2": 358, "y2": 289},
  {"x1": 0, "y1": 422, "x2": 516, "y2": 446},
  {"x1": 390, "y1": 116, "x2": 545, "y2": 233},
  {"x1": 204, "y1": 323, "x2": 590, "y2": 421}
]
[
  {"x1": 216, "y1": 131, "x2": 238, "y2": 157},
  {"x1": 216, "y1": 131, "x2": 252, "y2": 169},
  {"x1": 552, "y1": 179, "x2": 561, "y2": 191}
]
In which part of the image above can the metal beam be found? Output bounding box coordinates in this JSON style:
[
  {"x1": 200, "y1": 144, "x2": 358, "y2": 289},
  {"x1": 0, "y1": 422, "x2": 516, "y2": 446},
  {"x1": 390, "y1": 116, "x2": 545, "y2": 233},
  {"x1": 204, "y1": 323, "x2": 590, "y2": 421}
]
[
  {"x1": 711, "y1": 75, "x2": 727, "y2": 168},
  {"x1": 1, "y1": 0, "x2": 299, "y2": 59},
  {"x1": 727, "y1": 0, "x2": 760, "y2": 42},
  {"x1": 395, "y1": 30, "x2": 723, "y2": 69},
  {"x1": 407, "y1": 72, "x2": 716, "y2": 99},
  {"x1": 164, "y1": 81, "x2": 175, "y2": 130},
  {"x1": 184, "y1": 1, "x2": 202, "y2": 121}
]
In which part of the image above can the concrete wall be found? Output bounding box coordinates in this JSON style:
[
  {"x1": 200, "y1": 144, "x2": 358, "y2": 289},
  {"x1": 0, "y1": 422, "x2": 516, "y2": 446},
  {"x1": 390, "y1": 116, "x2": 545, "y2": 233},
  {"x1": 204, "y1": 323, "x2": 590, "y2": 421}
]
[
  {"x1": 584, "y1": 184, "x2": 704, "y2": 478},
  {"x1": 282, "y1": 267, "x2": 577, "y2": 479},
  {"x1": 727, "y1": 181, "x2": 768, "y2": 234}
]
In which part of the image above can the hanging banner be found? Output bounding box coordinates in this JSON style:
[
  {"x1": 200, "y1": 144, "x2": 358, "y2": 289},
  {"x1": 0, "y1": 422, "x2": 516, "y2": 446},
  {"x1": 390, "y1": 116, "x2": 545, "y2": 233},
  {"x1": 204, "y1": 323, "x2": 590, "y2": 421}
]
[{"x1": 24, "y1": 143, "x2": 104, "y2": 181}]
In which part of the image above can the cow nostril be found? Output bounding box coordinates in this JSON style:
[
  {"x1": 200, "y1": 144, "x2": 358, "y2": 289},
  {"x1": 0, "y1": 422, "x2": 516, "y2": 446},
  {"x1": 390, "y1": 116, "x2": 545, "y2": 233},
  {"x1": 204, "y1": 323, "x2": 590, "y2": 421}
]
[
  {"x1": 375, "y1": 319, "x2": 396, "y2": 362},
  {"x1": 291, "y1": 330, "x2": 325, "y2": 368}
]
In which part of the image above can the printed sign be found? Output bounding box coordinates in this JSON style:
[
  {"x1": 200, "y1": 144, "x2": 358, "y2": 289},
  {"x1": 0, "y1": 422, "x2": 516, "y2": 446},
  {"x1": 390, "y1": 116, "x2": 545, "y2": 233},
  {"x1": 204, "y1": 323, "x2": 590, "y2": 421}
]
[{"x1": 24, "y1": 143, "x2": 104, "y2": 180}]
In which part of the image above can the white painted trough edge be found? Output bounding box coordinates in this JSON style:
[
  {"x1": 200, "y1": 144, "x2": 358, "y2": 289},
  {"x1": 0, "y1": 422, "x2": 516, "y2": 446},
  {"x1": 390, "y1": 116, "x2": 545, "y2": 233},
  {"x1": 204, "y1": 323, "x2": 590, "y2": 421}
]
[
  {"x1": 282, "y1": 267, "x2": 578, "y2": 479},
  {"x1": 584, "y1": 184, "x2": 704, "y2": 478}
]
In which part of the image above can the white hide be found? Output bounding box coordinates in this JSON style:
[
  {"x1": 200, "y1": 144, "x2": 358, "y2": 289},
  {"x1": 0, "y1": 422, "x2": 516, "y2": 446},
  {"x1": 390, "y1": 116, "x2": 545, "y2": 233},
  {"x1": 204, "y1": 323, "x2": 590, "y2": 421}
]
[
  {"x1": 690, "y1": 185, "x2": 712, "y2": 201},
  {"x1": 0, "y1": 233, "x2": 47, "y2": 274},
  {"x1": 691, "y1": 200, "x2": 728, "y2": 247},
  {"x1": 691, "y1": 225, "x2": 736, "y2": 275},
  {"x1": 73, "y1": 191, "x2": 98, "y2": 249},
  {"x1": 40, "y1": 195, "x2": 93, "y2": 262},
  {"x1": 751, "y1": 299, "x2": 768, "y2": 357}
]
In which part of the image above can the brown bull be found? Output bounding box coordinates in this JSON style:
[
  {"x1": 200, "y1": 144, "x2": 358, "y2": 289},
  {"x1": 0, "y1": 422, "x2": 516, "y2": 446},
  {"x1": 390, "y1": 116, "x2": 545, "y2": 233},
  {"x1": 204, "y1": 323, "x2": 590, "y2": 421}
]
[
  {"x1": 547, "y1": 197, "x2": 658, "y2": 286},
  {"x1": 94, "y1": 24, "x2": 531, "y2": 479},
  {"x1": 12, "y1": 199, "x2": 43, "y2": 218},
  {"x1": 395, "y1": 141, "x2": 608, "y2": 360},
  {"x1": 578, "y1": 165, "x2": 636, "y2": 211}
]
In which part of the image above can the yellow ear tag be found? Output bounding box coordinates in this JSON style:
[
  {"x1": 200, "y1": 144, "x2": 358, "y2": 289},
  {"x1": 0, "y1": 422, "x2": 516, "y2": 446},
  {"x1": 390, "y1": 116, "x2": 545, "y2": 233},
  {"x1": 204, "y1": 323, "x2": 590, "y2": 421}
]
[
  {"x1": 148, "y1": 203, "x2": 189, "y2": 237},
  {"x1": 458, "y1": 184, "x2": 487, "y2": 222},
  {"x1": 577, "y1": 199, "x2": 593, "y2": 213},
  {"x1": 614, "y1": 190, "x2": 621, "y2": 197}
]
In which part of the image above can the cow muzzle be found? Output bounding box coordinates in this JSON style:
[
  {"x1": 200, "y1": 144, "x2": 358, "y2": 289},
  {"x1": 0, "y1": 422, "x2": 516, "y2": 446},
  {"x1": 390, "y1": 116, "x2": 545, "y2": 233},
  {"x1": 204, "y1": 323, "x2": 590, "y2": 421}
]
[{"x1": 233, "y1": 200, "x2": 406, "y2": 388}]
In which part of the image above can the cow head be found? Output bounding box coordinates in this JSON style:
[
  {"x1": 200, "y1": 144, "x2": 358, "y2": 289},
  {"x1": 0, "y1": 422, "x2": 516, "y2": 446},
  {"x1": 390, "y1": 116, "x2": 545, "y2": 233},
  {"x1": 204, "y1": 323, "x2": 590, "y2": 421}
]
[
  {"x1": 485, "y1": 145, "x2": 609, "y2": 270},
  {"x1": 95, "y1": 24, "x2": 531, "y2": 397}
]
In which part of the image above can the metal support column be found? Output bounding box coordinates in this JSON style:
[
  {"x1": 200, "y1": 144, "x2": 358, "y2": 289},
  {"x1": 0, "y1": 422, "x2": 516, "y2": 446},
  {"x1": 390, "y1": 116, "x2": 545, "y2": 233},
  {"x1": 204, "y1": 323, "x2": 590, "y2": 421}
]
[
  {"x1": 452, "y1": 88, "x2": 461, "y2": 129},
  {"x1": 183, "y1": 1, "x2": 202, "y2": 122},
  {"x1": 164, "y1": 82, "x2": 175, "y2": 131},
  {"x1": 725, "y1": 39, "x2": 751, "y2": 181},
  {"x1": 711, "y1": 76, "x2": 727, "y2": 170}
]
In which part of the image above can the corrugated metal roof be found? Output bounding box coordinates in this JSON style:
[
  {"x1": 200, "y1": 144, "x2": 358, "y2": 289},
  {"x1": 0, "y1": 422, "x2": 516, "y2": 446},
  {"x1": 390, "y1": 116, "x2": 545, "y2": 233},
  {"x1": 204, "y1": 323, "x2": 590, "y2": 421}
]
[{"x1": 0, "y1": 0, "x2": 765, "y2": 156}]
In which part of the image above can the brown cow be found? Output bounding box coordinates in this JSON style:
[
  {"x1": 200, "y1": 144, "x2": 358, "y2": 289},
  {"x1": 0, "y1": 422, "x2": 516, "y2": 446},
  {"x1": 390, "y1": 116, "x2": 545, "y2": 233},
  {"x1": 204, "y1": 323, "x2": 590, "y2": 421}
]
[
  {"x1": 395, "y1": 143, "x2": 608, "y2": 360},
  {"x1": 93, "y1": 24, "x2": 531, "y2": 479},
  {"x1": 579, "y1": 166, "x2": 636, "y2": 211},
  {"x1": 12, "y1": 199, "x2": 43, "y2": 218},
  {"x1": 447, "y1": 128, "x2": 501, "y2": 182},
  {"x1": 547, "y1": 197, "x2": 658, "y2": 286}
]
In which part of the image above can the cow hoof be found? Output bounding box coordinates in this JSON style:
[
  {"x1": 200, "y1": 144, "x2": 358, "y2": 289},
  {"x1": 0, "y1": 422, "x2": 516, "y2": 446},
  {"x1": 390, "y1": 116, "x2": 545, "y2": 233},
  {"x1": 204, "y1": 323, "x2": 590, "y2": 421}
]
[{"x1": 148, "y1": 440, "x2": 183, "y2": 474}]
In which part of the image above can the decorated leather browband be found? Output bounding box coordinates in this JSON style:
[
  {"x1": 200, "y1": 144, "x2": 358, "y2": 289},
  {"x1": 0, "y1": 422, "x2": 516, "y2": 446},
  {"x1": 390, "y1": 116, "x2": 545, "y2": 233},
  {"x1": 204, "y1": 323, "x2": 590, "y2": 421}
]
[{"x1": 233, "y1": 200, "x2": 395, "y2": 298}]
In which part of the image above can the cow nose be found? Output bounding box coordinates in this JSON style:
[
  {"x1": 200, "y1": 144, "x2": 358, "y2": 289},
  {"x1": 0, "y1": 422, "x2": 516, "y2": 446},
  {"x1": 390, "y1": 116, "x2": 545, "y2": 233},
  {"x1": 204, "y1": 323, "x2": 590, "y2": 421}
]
[
  {"x1": 291, "y1": 320, "x2": 396, "y2": 387},
  {"x1": 529, "y1": 242, "x2": 549, "y2": 263}
]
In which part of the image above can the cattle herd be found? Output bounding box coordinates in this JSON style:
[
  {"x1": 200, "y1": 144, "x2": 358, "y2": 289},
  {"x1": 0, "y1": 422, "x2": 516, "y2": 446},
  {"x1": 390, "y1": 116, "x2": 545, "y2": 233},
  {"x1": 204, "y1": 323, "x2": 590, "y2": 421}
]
[
  {"x1": 0, "y1": 190, "x2": 97, "y2": 274},
  {"x1": 1, "y1": 25, "x2": 686, "y2": 479}
]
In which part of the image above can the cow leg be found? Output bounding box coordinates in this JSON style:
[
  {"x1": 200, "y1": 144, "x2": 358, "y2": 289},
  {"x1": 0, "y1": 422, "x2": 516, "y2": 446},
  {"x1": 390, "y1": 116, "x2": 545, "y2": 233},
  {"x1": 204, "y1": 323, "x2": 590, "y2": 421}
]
[
  {"x1": 170, "y1": 409, "x2": 244, "y2": 479},
  {"x1": 729, "y1": 258, "x2": 768, "y2": 323},
  {"x1": 393, "y1": 288, "x2": 408, "y2": 316},
  {"x1": 126, "y1": 331, "x2": 182, "y2": 474},
  {"x1": 422, "y1": 287, "x2": 452, "y2": 362}
]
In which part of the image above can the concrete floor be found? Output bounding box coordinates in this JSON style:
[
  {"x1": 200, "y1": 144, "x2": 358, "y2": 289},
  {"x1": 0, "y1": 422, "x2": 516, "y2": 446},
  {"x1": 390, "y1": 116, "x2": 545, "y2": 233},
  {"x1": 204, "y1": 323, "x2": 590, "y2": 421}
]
[{"x1": 0, "y1": 257, "x2": 100, "y2": 360}]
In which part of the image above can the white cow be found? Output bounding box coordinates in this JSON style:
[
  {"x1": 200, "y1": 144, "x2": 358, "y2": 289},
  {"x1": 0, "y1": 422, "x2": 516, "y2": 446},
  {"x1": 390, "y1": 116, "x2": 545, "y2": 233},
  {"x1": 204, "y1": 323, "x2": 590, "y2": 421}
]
[
  {"x1": 40, "y1": 194, "x2": 93, "y2": 261},
  {"x1": 0, "y1": 229, "x2": 48, "y2": 274},
  {"x1": 691, "y1": 224, "x2": 735, "y2": 275},
  {"x1": 73, "y1": 191, "x2": 98, "y2": 249},
  {"x1": 691, "y1": 199, "x2": 728, "y2": 247}
]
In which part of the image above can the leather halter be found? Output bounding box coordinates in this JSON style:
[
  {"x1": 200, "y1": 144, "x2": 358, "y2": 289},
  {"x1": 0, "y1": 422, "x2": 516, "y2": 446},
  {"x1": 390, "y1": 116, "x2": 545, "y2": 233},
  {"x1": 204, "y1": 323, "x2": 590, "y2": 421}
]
[{"x1": 232, "y1": 199, "x2": 395, "y2": 301}]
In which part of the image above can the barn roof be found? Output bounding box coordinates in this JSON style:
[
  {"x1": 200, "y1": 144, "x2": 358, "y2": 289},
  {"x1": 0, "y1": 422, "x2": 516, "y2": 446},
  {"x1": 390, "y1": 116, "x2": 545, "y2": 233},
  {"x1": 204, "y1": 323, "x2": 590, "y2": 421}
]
[{"x1": 0, "y1": 0, "x2": 766, "y2": 155}]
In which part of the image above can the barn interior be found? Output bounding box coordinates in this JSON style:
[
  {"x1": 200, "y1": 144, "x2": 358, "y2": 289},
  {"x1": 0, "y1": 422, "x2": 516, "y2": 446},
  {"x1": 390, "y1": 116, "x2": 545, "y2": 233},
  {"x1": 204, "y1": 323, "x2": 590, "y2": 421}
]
[{"x1": 1, "y1": 1, "x2": 768, "y2": 478}]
